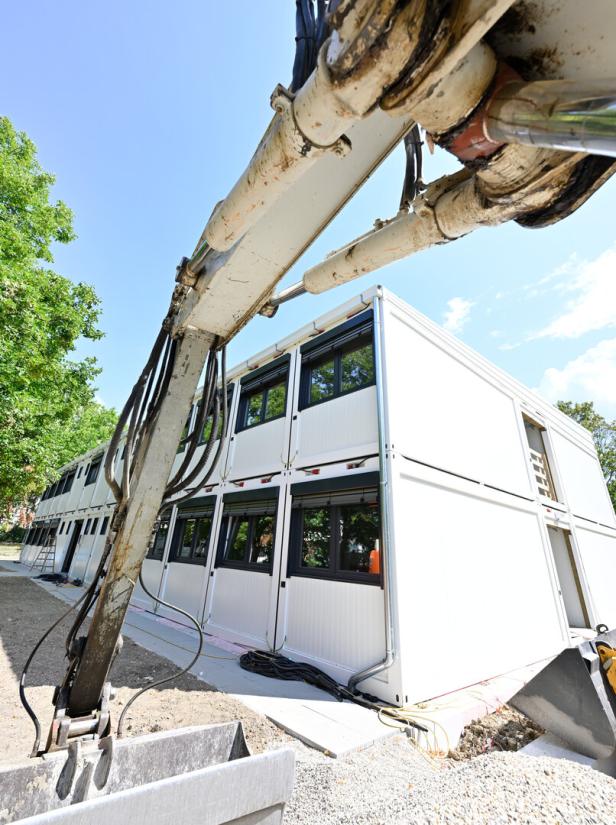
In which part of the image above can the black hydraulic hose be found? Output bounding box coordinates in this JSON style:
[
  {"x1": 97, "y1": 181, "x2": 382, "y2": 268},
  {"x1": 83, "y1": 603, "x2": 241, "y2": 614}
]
[
  {"x1": 116, "y1": 569, "x2": 204, "y2": 737},
  {"x1": 165, "y1": 348, "x2": 217, "y2": 494},
  {"x1": 400, "y1": 125, "x2": 424, "y2": 209},
  {"x1": 165, "y1": 347, "x2": 228, "y2": 507},
  {"x1": 20, "y1": 588, "x2": 92, "y2": 757}
]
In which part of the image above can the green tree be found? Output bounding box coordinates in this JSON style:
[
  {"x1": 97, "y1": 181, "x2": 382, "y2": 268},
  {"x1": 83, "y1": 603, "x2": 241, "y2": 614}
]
[
  {"x1": 556, "y1": 401, "x2": 616, "y2": 511},
  {"x1": 0, "y1": 116, "x2": 117, "y2": 517}
]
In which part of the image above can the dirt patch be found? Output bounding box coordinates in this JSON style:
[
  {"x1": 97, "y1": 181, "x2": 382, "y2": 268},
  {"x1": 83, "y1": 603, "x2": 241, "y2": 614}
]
[
  {"x1": 448, "y1": 705, "x2": 544, "y2": 761},
  {"x1": 0, "y1": 544, "x2": 21, "y2": 560},
  {"x1": 0, "y1": 577, "x2": 289, "y2": 766}
]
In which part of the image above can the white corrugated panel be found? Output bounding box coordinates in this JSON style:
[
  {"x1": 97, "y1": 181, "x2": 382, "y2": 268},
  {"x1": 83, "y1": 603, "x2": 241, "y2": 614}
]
[
  {"x1": 293, "y1": 386, "x2": 378, "y2": 468},
  {"x1": 283, "y1": 576, "x2": 385, "y2": 678},
  {"x1": 228, "y1": 417, "x2": 288, "y2": 480},
  {"x1": 159, "y1": 562, "x2": 209, "y2": 626},
  {"x1": 207, "y1": 567, "x2": 273, "y2": 646}
]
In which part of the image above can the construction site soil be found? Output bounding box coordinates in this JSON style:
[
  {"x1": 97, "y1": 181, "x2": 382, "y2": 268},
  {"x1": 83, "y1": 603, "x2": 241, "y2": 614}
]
[
  {"x1": 449, "y1": 705, "x2": 544, "y2": 760},
  {"x1": 0, "y1": 576, "x2": 289, "y2": 766}
]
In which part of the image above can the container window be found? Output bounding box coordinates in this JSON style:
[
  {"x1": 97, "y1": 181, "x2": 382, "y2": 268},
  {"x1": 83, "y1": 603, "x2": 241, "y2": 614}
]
[
  {"x1": 90, "y1": 518, "x2": 99, "y2": 535},
  {"x1": 169, "y1": 513, "x2": 213, "y2": 565},
  {"x1": 100, "y1": 516, "x2": 110, "y2": 535},
  {"x1": 289, "y1": 483, "x2": 380, "y2": 584},
  {"x1": 299, "y1": 310, "x2": 375, "y2": 410},
  {"x1": 236, "y1": 356, "x2": 290, "y2": 432},
  {"x1": 84, "y1": 457, "x2": 102, "y2": 486},
  {"x1": 216, "y1": 499, "x2": 277, "y2": 572}
]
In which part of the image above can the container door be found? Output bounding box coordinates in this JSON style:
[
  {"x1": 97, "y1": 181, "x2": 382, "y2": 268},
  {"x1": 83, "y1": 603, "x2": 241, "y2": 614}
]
[
  {"x1": 204, "y1": 490, "x2": 281, "y2": 647},
  {"x1": 157, "y1": 499, "x2": 217, "y2": 627},
  {"x1": 276, "y1": 475, "x2": 386, "y2": 686}
]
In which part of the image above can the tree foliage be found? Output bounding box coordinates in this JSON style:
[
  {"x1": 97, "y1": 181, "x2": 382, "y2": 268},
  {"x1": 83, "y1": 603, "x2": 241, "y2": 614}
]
[
  {"x1": 0, "y1": 116, "x2": 117, "y2": 517},
  {"x1": 557, "y1": 400, "x2": 616, "y2": 511}
]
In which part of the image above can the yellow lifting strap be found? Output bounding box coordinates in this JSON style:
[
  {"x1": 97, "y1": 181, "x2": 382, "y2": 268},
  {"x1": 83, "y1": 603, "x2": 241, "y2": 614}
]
[{"x1": 596, "y1": 643, "x2": 616, "y2": 695}]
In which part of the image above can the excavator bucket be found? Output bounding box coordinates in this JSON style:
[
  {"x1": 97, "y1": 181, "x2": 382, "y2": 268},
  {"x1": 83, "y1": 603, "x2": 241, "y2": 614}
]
[
  {"x1": 0, "y1": 723, "x2": 295, "y2": 825},
  {"x1": 510, "y1": 629, "x2": 616, "y2": 764}
]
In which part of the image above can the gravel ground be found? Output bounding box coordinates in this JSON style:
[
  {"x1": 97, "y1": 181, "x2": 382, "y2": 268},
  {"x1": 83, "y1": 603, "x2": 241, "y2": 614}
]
[{"x1": 286, "y1": 744, "x2": 616, "y2": 825}]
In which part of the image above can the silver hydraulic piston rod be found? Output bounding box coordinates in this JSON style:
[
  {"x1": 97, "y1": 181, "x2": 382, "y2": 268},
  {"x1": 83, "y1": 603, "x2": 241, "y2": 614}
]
[{"x1": 485, "y1": 79, "x2": 616, "y2": 158}]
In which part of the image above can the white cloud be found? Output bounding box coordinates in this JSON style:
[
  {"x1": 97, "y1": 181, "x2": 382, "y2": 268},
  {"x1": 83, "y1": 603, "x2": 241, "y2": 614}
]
[
  {"x1": 529, "y1": 246, "x2": 616, "y2": 340},
  {"x1": 443, "y1": 297, "x2": 474, "y2": 334},
  {"x1": 536, "y1": 338, "x2": 616, "y2": 415}
]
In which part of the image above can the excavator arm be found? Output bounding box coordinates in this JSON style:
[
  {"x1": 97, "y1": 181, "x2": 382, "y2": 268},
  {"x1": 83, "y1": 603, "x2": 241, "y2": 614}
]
[{"x1": 38, "y1": 0, "x2": 616, "y2": 752}]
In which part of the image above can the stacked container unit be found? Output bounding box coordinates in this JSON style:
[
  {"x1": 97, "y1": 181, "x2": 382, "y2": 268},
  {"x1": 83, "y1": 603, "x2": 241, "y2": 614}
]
[{"x1": 21, "y1": 286, "x2": 616, "y2": 706}]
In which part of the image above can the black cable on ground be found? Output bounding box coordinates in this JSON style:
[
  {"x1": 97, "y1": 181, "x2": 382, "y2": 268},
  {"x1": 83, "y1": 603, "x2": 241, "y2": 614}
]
[
  {"x1": 239, "y1": 650, "x2": 429, "y2": 735},
  {"x1": 116, "y1": 569, "x2": 204, "y2": 737},
  {"x1": 240, "y1": 649, "x2": 349, "y2": 700}
]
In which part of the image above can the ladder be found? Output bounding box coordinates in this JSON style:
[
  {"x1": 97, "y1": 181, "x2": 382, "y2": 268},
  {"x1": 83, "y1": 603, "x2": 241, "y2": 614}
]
[{"x1": 30, "y1": 531, "x2": 57, "y2": 574}]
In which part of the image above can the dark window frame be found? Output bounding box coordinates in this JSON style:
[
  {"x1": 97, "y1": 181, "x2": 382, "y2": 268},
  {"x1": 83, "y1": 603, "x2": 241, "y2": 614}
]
[
  {"x1": 100, "y1": 516, "x2": 110, "y2": 535},
  {"x1": 287, "y1": 474, "x2": 381, "y2": 586},
  {"x1": 90, "y1": 517, "x2": 99, "y2": 535},
  {"x1": 84, "y1": 457, "x2": 102, "y2": 486},
  {"x1": 84, "y1": 518, "x2": 92, "y2": 534},
  {"x1": 168, "y1": 510, "x2": 214, "y2": 566},
  {"x1": 62, "y1": 470, "x2": 76, "y2": 494},
  {"x1": 147, "y1": 515, "x2": 171, "y2": 561},
  {"x1": 215, "y1": 492, "x2": 278, "y2": 574},
  {"x1": 235, "y1": 356, "x2": 290, "y2": 433},
  {"x1": 298, "y1": 310, "x2": 375, "y2": 411}
]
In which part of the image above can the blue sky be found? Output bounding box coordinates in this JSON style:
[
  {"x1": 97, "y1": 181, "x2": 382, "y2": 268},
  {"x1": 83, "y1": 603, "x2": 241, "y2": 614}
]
[{"x1": 3, "y1": 2, "x2": 616, "y2": 417}]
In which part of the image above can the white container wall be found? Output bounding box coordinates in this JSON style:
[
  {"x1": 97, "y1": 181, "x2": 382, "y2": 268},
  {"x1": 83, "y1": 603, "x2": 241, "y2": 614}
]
[{"x1": 22, "y1": 286, "x2": 616, "y2": 707}]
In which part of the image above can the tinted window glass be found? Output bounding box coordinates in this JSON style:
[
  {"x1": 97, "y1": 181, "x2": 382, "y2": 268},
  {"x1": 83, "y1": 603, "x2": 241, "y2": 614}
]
[
  {"x1": 301, "y1": 508, "x2": 330, "y2": 569},
  {"x1": 178, "y1": 518, "x2": 196, "y2": 558},
  {"x1": 341, "y1": 343, "x2": 374, "y2": 393},
  {"x1": 194, "y1": 517, "x2": 212, "y2": 559},
  {"x1": 91, "y1": 518, "x2": 99, "y2": 535},
  {"x1": 310, "y1": 360, "x2": 335, "y2": 404},
  {"x1": 226, "y1": 518, "x2": 250, "y2": 561},
  {"x1": 264, "y1": 383, "x2": 286, "y2": 421},
  {"x1": 338, "y1": 504, "x2": 379, "y2": 573},
  {"x1": 250, "y1": 515, "x2": 274, "y2": 565},
  {"x1": 85, "y1": 459, "x2": 101, "y2": 486},
  {"x1": 246, "y1": 393, "x2": 263, "y2": 427}
]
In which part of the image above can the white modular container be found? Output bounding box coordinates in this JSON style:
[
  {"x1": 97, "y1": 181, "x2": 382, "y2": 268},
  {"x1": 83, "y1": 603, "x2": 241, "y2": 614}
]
[{"x1": 22, "y1": 287, "x2": 616, "y2": 707}]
